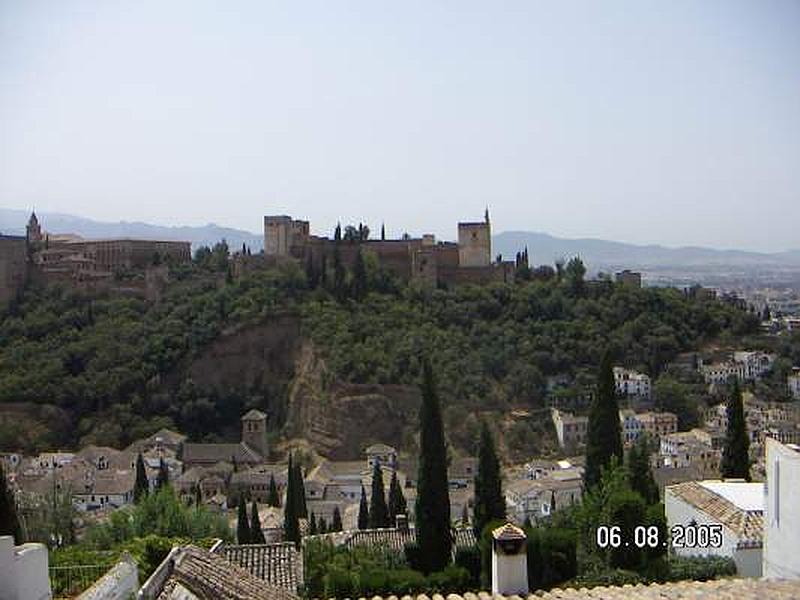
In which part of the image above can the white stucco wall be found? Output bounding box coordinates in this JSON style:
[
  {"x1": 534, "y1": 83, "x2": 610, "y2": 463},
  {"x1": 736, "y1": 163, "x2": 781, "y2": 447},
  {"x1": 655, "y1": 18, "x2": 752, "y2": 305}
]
[
  {"x1": 0, "y1": 536, "x2": 51, "y2": 600},
  {"x1": 763, "y1": 438, "x2": 800, "y2": 578},
  {"x1": 78, "y1": 553, "x2": 138, "y2": 600}
]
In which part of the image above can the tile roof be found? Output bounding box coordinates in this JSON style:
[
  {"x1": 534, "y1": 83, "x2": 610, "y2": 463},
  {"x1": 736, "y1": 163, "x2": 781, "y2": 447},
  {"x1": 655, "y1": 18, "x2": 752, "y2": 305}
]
[
  {"x1": 157, "y1": 545, "x2": 297, "y2": 600},
  {"x1": 666, "y1": 481, "x2": 763, "y2": 547},
  {"x1": 213, "y1": 542, "x2": 302, "y2": 592},
  {"x1": 241, "y1": 409, "x2": 268, "y2": 421},
  {"x1": 182, "y1": 443, "x2": 262, "y2": 465},
  {"x1": 348, "y1": 579, "x2": 800, "y2": 600}
]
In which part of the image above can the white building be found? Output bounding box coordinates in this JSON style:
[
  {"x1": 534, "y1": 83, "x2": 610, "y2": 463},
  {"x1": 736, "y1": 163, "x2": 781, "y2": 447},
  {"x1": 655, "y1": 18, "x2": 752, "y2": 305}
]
[
  {"x1": 702, "y1": 351, "x2": 775, "y2": 386},
  {"x1": 550, "y1": 409, "x2": 588, "y2": 450},
  {"x1": 665, "y1": 480, "x2": 763, "y2": 577},
  {"x1": 505, "y1": 473, "x2": 582, "y2": 524},
  {"x1": 763, "y1": 439, "x2": 800, "y2": 579},
  {"x1": 788, "y1": 369, "x2": 800, "y2": 400},
  {"x1": 619, "y1": 409, "x2": 643, "y2": 445},
  {"x1": 613, "y1": 367, "x2": 651, "y2": 399}
]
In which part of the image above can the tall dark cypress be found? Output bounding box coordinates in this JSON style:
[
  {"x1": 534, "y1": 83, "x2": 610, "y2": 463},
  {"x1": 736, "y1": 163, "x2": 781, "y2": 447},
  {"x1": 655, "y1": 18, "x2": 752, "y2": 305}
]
[
  {"x1": 267, "y1": 474, "x2": 281, "y2": 508},
  {"x1": 358, "y1": 485, "x2": 370, "y2": 530},
  {"x1": 369, "y1": 461, "x2": 390, "y2": 528},
  {"x1": 250, "y1": 501, "x2": 266, "y2": 544},
  {"x1": 721, "y1": 379, "x2": 751, "y2": 481},
  {"x1": 387, "y1": 470, "x2": 407, "y2": 524},
  {"x1": 134, "y1": 453, "x2": 149, "y2": 503},
  {"x1": 332, "y1": 506, "x2": 343, "y2": 532},
  {"x1": 283, "y1": 455, "x2": 300, "y2": 545},
  {"x1": 473, "y1": 421, "x2": 505, "y2": 538},
  {"x1": 381, "y1": 223, "x2": 386, "y2": 241},
  {"x1": 0, "y1": 462, "x2": 21, "y2": 543},
  {"x1": 415, "y1": 359, "x2": 452, "y2": 573},
  {"x1": 293, "y1": 461, "x2": 308, "y2": 518},
  {"x1": 309, "y1": 512, "x2": 318, "y2": 535},
  {"x1": 237, "y1": 499, "x2": 251, "y2": 544},
  {"x1": 156, "y1": 458, "x2": 169, "y2": 489},
  {"x1": 584, "y1": 352, "x2": 624, "y2": 489}
]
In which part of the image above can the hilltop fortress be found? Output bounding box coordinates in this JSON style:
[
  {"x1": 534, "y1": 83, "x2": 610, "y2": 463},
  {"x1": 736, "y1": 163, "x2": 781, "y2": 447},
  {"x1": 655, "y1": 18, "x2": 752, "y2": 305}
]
[{"x1": 262, "y1": 210, "x2": 515, "y2": 286}]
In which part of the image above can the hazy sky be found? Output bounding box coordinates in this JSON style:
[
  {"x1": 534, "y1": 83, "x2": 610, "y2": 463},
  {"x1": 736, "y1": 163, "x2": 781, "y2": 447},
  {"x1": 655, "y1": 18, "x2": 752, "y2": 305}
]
[{"x1": 1, "y1": 1, "x2": 798, "y2": 251}]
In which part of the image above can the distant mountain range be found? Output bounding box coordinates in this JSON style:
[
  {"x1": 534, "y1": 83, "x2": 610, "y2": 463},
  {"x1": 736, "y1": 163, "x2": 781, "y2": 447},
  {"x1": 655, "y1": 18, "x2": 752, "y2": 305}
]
[
  {"x1": 2, "y1": 208, "x2": 799, "y2": 274},
  {"x1": 493, "y1": 231, "x2": 800, "y2": 271},
  {"x1": 0, "y1": 208, "x2": 263, "y2": 253}
]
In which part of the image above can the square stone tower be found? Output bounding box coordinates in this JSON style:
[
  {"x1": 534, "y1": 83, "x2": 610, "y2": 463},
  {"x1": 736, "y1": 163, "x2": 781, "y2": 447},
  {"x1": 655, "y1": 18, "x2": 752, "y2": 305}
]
[
  {"x1": 457, "y1": 209, "x2": 491, "y2": 267},
  {"x1": 241, "y1": 409, "x2": 268, "y2": 458}
]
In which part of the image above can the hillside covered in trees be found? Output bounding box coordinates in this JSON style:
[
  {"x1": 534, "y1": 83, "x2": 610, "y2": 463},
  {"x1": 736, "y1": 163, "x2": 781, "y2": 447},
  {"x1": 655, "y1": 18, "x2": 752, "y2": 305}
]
[{"x1": 0, "y1": 246, "x2": 763, "y2": 458}]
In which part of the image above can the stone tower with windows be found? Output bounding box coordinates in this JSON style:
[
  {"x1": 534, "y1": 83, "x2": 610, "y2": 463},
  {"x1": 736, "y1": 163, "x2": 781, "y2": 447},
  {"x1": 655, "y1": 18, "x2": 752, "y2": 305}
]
[
  {"x1": 241, "y1": 409, "x2": 268, "y2": 458},
  {"x1": 26, "y1": 211, "x2": 43, "y2": 244},
  {"x1": 457, "y1": 208, "x2": 491, "y2": 267}
]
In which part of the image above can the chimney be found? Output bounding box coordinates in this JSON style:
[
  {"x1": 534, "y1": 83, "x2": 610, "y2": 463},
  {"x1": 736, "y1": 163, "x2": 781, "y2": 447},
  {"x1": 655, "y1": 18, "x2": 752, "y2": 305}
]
[
  {"x1": 395, "y1": 514, "x2": 409, "y2": 533},
  {"x1": 491, "y1": 523, "x2": 528, "y2": 596}
]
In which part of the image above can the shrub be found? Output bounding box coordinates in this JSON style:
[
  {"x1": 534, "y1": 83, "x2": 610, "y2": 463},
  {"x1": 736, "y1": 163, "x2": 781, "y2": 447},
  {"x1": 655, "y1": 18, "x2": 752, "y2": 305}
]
[
  {"x1": 525, "y1": 526, "x2": 578, "y2": 591},
  {"x1": 666, "y1": 556, "x2": 737, "y2": 582},
  {"x1": 454, "y1": 546, "x2": 481, "y2": 587}
]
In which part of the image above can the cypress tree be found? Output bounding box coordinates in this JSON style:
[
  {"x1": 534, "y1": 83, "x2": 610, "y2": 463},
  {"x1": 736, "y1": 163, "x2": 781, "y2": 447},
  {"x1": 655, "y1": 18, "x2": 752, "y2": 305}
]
[
  {"x1": 585, "y1": 352, "x2": 624, "y2": 489},
  {"x1": 318, "y1": 516, "x2": 328, "y2": 533},
  {"x1": 134, "y1": 453, "x2": 148, "y2": 503},
  {"x1": 387, "y1": 470, "x2": 407, "y2": 524},
  {"x1": 627, "y1": 436, "x2": 659, "y2": 505},
  {"x1": 369, "y1": 461, "x2": 390, "y2": 528},
  {"x1": 0, "y1": 462, "x2": 21, "y2": 543},
  {"x1": 415, "y1": 358, "x2": 452, "y2": 573},
  {"x1": 194, "y1": 485, "x2": 202, "y2": 507},
  {"x1": 237, "y1": 499, "x2": 251, "y2": 544},
  {"x1": 550, "y1": 490, "x2": 556, "y2": 514},
  {"x1": 721, "y1": 379, "x2": 751, "y2": 481},
  {"x1": 381, "y1": 223, "x2": 386, "y2": 240},
  {"x1": 358, "y1": 485, "x2": 369, "y2": 530},
  {"x1": 332, "y1": 506, "x2": 343, "y2": 532},
  {"x1": 309, "y1": 512, "x2": 318, "y2": 535},
  {"x1": 333, "y1": 244, "x2": 345, "y2": 300},
  {"x1": 156, "y1": 458, "x2": 169, "y2": 489},
  {"x1": 267, "y1": 474, "x2": 281, "y2": 508},
  {"x1": 250, "y1": 501, "x2": 265, "y2": 544},
  {"x1": 473, "y1": 421, "x2": 505, "y2": 538},
  {"x1": 293, "y1": 461, "x2": 308, "y2": 518},
  {"x1": 461, "y1": 504, "x2": 469, "y2": 526},
  {"x1": 283, "y1": 455, "x2": 300, "y2": 545}
]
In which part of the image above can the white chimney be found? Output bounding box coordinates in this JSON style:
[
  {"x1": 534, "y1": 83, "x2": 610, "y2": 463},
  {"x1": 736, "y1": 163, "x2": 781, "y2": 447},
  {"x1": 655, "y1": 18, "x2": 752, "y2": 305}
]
[{"x1": 491, "y1": 523, "x2": 528, "y2": 596}]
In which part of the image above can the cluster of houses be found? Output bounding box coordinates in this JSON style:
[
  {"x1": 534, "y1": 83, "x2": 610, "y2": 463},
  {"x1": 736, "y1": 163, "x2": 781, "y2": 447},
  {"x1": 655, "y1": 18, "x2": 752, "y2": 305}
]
[
  {"x1": 551, "y1": 407, "x2": 678, "y2": 451},
  {"x1": 699, "y1": 350, "x2": 776, "y2": 387}
]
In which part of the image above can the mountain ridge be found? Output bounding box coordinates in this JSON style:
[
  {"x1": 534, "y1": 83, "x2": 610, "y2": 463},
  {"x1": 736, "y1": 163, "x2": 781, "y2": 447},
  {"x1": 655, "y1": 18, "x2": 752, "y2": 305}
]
[{"x1": 2, "y1": 208, "x2": 799, "y2": 270}]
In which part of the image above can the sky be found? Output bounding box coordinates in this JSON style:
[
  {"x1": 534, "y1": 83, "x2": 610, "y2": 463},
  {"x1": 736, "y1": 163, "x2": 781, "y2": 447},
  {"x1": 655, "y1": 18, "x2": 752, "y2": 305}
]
[{"x1": 1, "y1": 1, "x2": 798, "y2": 252}]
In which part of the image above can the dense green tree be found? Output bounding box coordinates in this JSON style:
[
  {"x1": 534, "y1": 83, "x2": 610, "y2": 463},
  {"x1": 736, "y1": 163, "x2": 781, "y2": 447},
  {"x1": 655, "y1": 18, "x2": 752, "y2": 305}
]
[
  {"x1": 415, "y1": 359, "x2": 452, "y2": 573},
  {"x1": 564, "y1": 257, "x2": 586, "y2": 296},
  {"x1": 721, "y1": 380, "x2": 750, "y2": 481},
  {"x1": 352, "y1": 249, "x2": 368, "y2": 301},
  {"x1": 387, "y1": 471, "x2": 407, "y2": 524},
  {"x1": 627, "y1": 436, "x2": 659, "y2": 505},
  {"x1": 369, "y1": 461, "x2": 390, "y2": 528},
  {"x1": 237, "y1": 499, "x2": 251, "y2": 544},
  {"x1": 134, "y1": 453, "x2": 149, "y2": 503},
  {"x1": 473, "y1": 421, "x2": 505, "y2": 538},
  {"x1": 0, "y1": 463, "x2": 21, "y2": 543},
  {"x1": 267, "y1": 474, "x2": 281, "y2": 508},
  {"x1": 318, "y1": 516, "x2": 328, "y2": 533},
  {"x1": 358, "y1": 485, "x2": 369, "y2": 530},
  {"x1": 334, "y1": 223, "x2": 342, "y2": 241},
  {"x1": 331, "y1": 506, "x2": 343, "y2": 532},
  {"x1": 585, "y1": 352, "x2": 624, "y2": 489},
  {"x1": 604, "y1": 488, "x2": 647, "y2": 569},
  {"x1": 250, "y1": 501, "x2": 265, "y2": 544}
]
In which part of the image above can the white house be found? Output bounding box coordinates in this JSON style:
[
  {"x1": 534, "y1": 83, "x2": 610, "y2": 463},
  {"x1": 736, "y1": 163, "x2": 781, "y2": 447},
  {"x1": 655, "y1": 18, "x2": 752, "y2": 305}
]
[
  {"x1": 505, "y1": 475, "x2": 582, "y2": 524},
  {"x1": 665, "y1": 480, "x2": 763, "y2": 577},
  {"x1": 619, "y1": 409, "x2": 643, "y2": 445},
  {"x1": 613, "y1": 367, "x2": 651, "y2": 399},
  {"x1": 551, "y1": 409, "x2": 588, "y2": 450},
  {"x1": 763, "y1": 438, "x2": 800, "y2": 578},
  {"x1": 788, "y1": 369, "x2": 800, "y2": 400}
]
